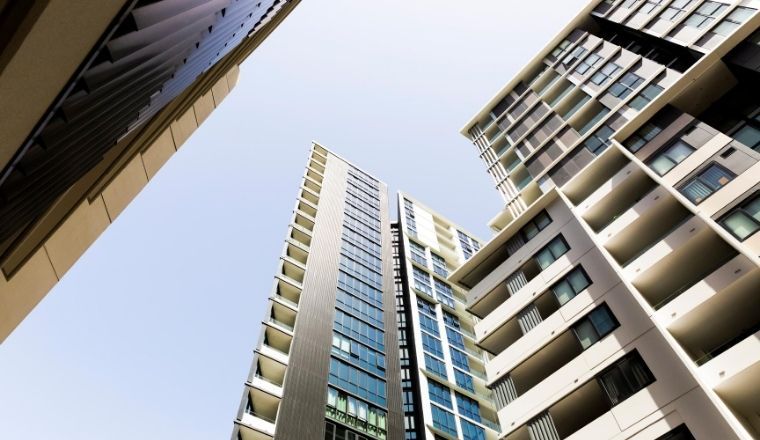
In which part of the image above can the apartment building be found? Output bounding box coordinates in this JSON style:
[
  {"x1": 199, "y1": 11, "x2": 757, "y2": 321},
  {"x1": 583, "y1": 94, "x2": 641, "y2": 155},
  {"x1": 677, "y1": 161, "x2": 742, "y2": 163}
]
[
  {"x1": 0, "y1": 0, "x2": 300, "y2": 342},
  {"x1": 233, "y1": 144, "x2": 404, "y2": 440},
  {"x1": 393, "y1": 194, "x2": 499, "y2": 439},
  {"x1": 455, "y1": 0, "x2": 760, "y2": 439}
]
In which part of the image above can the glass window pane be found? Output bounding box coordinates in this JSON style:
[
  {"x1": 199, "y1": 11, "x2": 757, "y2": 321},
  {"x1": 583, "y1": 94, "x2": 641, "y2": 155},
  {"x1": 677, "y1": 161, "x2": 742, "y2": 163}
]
[
  {"x1": 734, "y1": 124, "x2": 760, "y2": 150},
  {"x1": 681, "y1": 179, "x2": 713, "y2": 204},
  {"x1": 666, "y1": 140, "x2": 694, "y2": 162},
  {"x1": 589, "y1": 307, "x2": 618, "y2": 337},
  {"x1": 523, "y1": 223, "x2": 539, "y2": 240},
  {"x1": 701, "y1": 165, "x2": 733, "y2": 190},
  {"x1": 574, "y1": 319, "x2": 599, "y2": 349},
  {"x1": 723, "y1": 211, "x2": 759, "y2": 240},
  {"x1": 536, "y1": 249, "x2": 555, "y2": 269},
  {"x1": 548, "y1": 238, "x2": 569, "y2": 258},
  {"x1": 567, "y1": 269, "x2": 591, "y2": 293},
  {"x1": 535, "y1": 212, "x2": 552, "y2": 229},
  {"x1": 744, "y1": 197, "x2": 760, "y2": 221},
  {"x1": 650, "y1": 155, "x2": 676, "y2": 175},
  {"x1": 553, "y1": 280, "x2": 576, "y2": 306}
]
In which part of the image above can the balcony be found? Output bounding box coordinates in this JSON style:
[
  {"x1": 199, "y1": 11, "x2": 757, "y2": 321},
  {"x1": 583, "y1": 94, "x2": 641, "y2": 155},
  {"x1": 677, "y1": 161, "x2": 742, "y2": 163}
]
[
  {"x1": 709, "y1": 339, "x2": 760, "y2": 437},
  {"x1": 628, "y1": 220, "x2": 738, "y2": 309},
  {"x1": 237, "y1": 387, "x2": 280, "y2": 439},
  {"x1": 297, "y1": 198, "x2": 318, "y2": 218},
  {"x1": 303, "y1": 176, "x2": 321, "y2": 194},
  {"x1": 478, "y1": 290, "x2": 561, "y2": 355},
  {"x1": 250, "y1": 353, "x2": 287, "y2": 394},
  {"x1": 259, "y1": 326, "x2": 292, "y2": 364},
  {"x1": 601, "y1": 186, "x2": 679, "y2": 252},
  {"x1": 300, "y1": 187, "x2": 319, "y2": 206},
  {"x1": 267, "y1": 300, "x2": 297, "y2": 334},
  {"x1": 305, "y1": 168, "x2": 323, "y2": 185},
  {"x1": 502, "y1": 380, "x2": 614, "y2": 440},
  {"x1": 293, "y1": 212, "x2": 314, "y2": 234},
  {"x1": 657, "y1": 254, "x2": 756, "y2": 329},
  {"x1": 280, "y1": 258, "x2": 305, "y2": 286},
  {"x1": 284, "y1": 242, "x2": 308, "y2": 266},
  {"x1": 272, "y1": 277, "x2": 301, "y2": 310},
  {"x1": 577, "y1": 162, "x2": 657, "y2": 233},
  {"x1": 290, "y1": 226, "x2": 311, "y2": 249},
  {"x1": 308, "y1": 159, "x2": 325, "y2": 175},
  {"x1": 562, "y1": 147, "x2": 629, "y2": 206},
  {"x1": 667, "y1": 267, "x2": 760, "y2": 367}
]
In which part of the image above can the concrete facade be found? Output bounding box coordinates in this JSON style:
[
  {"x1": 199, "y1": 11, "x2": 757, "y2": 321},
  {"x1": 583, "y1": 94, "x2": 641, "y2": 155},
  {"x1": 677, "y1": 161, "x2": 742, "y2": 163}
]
[{"x1": 455, "y1": 1, "x2": 760, "y2": 438}]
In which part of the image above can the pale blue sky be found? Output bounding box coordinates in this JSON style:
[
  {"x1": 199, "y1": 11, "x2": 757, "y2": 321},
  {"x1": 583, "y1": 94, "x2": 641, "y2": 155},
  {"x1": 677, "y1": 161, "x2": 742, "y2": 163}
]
[{"x1": 0, "y1": 1, "x2": 587, "y2": 438}]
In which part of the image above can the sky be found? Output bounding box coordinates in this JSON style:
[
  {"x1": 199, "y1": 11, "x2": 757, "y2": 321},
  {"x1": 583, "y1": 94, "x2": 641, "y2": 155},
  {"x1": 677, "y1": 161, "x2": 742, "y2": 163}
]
[{"x1": 0, "y1": 1, "x2": 587, "y2": 438}]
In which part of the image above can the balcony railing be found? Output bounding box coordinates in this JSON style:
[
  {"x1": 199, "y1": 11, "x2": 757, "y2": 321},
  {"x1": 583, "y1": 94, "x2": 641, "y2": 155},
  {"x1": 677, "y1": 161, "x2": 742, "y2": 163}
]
[
  {"x1": 268, "y1": 317, "x2": 294, "y2": 332},
  {"x1": 695, "y1": 322, "x2": 760, "y2": 366},
  {"x1": 253, "y1": 373, "x2": 284, "y2": 389}
]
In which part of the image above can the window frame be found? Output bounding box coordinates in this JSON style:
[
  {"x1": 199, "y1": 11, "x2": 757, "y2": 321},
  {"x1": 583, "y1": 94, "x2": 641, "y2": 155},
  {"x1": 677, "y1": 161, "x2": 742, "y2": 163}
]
[
  {"x1": 678, "y1": 162, "x2": 736, "y2": 205},
  {"x1": 718, "y1": 192, "x2": 760, "y2": 241}
]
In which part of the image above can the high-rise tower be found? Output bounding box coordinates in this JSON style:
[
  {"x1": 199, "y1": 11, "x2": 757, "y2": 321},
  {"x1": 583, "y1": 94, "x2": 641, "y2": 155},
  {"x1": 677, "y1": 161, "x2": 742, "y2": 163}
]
[
  {"x1": 455, "y1": 1, "x2": 760, "y2": 439},
  {"x1": 0, "y1": 0, "x2": 300, "y2": 342},
  {"x1": 233, "y1": 144, "x2": 404, "y2": 440},
  {"x1": 393, "y1": 194, "x2": 500, "y2": 440}
]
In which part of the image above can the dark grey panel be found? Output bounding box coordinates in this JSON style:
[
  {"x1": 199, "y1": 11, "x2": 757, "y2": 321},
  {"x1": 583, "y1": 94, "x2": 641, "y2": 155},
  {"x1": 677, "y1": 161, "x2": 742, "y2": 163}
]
[
  {"x1": 379, "y1": 185, "x2": 404, "y2": 438},
  {"x1": 275, "y1": 155, "x2": 348, "y2": 439}
]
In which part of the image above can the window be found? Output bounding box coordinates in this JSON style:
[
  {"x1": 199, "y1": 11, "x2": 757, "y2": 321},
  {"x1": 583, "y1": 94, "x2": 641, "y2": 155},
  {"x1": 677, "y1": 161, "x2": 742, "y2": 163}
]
[
  {"x1": 409, "y1": 241, "x2": 428, "y2": 266},
  {"x1": 434, "y1": 279, "x2": 455, "y2": 309},
  {"x1": 712, "y1": 7, "x2": 755, "y2": 36},
  {"x1": 412, "y1": 267, "x2": 433, "y2": 295},
  {"x1": 332, "y1": 332, "x2": 387, "y2": 376},
  {"x1": 639, "y1": 0, "x2": 664, "y2": 14},
  {"x1": 443, "y1": 311, "x2": 461, "y2": 329},
  {"x1": 521, "y1": 210, "x2": 553, "y2": 241},
  {"x1": 562, "y1": 45, "x2": 588, "y2": 67},
  {"x1": 428, "y1": 380, "x2": 453, "y2": 409},
  {"x1": 329, "y1": 358, "x2": 387, "y2": 406},
  {"x1": 419, "y1": 313, "x2": 440, "y2": 336},
  {"x1": 551, "y1": 266, "x2": 592, "y2": 306},
  {"x1": 454, "y1": 369, "x2": 475, "y2": 392},
  {"x1": 446, "y1": 327, "x2": 465, "y2": 349},
  {"x1": 597, "y1": 351, "x2": 655, "y2": 406},
  {"x1": 417, "y1": 297, "x2": 437, "y2": 316},
  {"x1": 550, "y1": 38, "x2": 573, "y2": 62},
  {"x1": 681, "y1": 1, "x2": 728, "y2": 29},
  {"x1": 421, "y1": 332, "x2": 444, "y2": 358},
  {"x1": 625, "y1": 122, "x2": 662, "y2": 152},
  {"x1": 649, "y1": 139, "x2": 695, "y2": 175},
  {"x1": 431, "y1": 252, "x2": 448, "y2": 277},
  {"x1": 679, "y1": 163, "x2": 735, "y2": 204},
  {"x1": 450, "y1": 348, "x2": 470, "y2": 371},
  {"x1": 535, "y1": 235, "x2": 570, "y2": 270},
  {"x1": 456, "y1": 393, "x2": 481, "y2": 422},
  {"x1": 583, "y1": 125, "x2": 615, "y2": 155},
  {"x1": 719, "y1": 193, "x2": 760, "y2": 240},
  {"x1": 730, "y1": 112, "x2": 760, "y2": 151},
  {"x1": 607, "y1": 71, "x2": 644, "y2": 100},
  {"x1": 572, "y1": 304, "x2": 619, "y2": 349},
  {"x1": 325, "y1": 388, "x2": 388, "y2": 440},
  {"x1": 629, "y1": 82, "x2": 664, "y2": 111},
  {"x1": 590, "y1": 60, "x2": 622, "y2": 86},
  {"x1": 656, "y1": 0, "x2": 695, "y2": 22},
  {"x1": 431, "y1": 405, "x2": 458, "y2": 436},
  {"x1": 574, "y1": 52, "x2": 602, "y2": 75},
  {"x1": 460, "y1": 418, "x2": 486, "y2": 440},
  {"x1": 425, "y1": 354, "x2": 448, "y2": 379}
]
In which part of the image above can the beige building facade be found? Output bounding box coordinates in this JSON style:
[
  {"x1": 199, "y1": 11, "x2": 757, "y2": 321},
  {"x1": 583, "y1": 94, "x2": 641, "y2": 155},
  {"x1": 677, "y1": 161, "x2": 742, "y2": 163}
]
[
  {"x1": 454, "y1": 1, "x2": 760, "y2": 439},
  {"x1": 0, "y1": 0, "x2": 300, "y2": 342}
]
